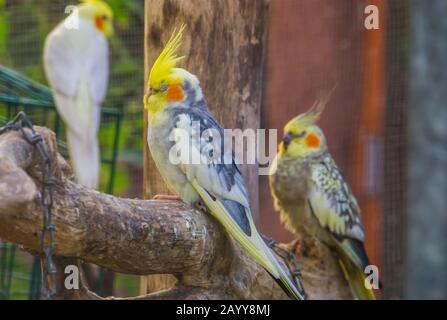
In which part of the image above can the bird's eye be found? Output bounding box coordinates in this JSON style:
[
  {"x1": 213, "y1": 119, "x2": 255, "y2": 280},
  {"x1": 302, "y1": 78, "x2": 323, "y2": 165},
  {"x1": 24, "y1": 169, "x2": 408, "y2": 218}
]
[
  {"x1": 160, "y1": 84, "x2": 168, "y2": 92},
  {"x1": 298, "y1": 130, "x2": 307, "y2": 138},
  {"x1": 102, "y1": 15, "x2": 108, "y2": 21}
]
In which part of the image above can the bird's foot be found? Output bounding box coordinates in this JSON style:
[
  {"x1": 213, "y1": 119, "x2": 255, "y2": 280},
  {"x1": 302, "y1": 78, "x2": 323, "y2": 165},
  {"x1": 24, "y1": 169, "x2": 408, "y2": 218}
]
[
  {"x1": 261, "y1": 233, "x2": 305, "y2": 294},
  {"x1": 261, "y1": 234, "x2": 294, "y2": 257},
  {"x1": 153, "y1": 194, "x2": 182, "y2": 201},
  {"x1": 263, "y1": 236, "x2": 296, "y2": 261},
  {"x1": 261, "y1": 234, "x2": 278, "y2": 248},
  {"x1": 193, "y1": 200, "x2": 208, "y2": 213}
]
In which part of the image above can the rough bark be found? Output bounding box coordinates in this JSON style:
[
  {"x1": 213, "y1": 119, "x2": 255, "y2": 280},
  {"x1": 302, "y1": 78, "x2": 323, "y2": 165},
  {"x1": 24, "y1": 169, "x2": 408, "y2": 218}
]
[{"x1": 0, "y1": 127, "x2": 352, "y2": 299}]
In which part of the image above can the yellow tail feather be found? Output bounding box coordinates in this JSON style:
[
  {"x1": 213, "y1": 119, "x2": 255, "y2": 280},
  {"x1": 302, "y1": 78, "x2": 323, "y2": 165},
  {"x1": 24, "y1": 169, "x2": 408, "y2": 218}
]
[
  {"x1": 338, "y1": 258, "x2": 376, "y2": 300},
  {"x1": 190, "y1": 180, "x2": 305, "y2": 300}
]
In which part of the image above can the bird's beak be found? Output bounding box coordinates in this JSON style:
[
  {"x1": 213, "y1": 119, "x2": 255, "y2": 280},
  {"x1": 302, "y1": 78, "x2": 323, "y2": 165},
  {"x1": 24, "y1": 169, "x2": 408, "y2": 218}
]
[{"x1": 283, "y1": 133, "x2": 293, "y2": 149}]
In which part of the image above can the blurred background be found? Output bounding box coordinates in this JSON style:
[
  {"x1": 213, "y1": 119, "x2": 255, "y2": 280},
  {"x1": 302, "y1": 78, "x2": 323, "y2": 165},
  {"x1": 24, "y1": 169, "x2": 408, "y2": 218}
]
[
  {"x1": 1, "y1": 0, "x2": 446, "y2": 299},
  {"x1": 258, "y1": 0, "x2": 446, "y2": 300}
]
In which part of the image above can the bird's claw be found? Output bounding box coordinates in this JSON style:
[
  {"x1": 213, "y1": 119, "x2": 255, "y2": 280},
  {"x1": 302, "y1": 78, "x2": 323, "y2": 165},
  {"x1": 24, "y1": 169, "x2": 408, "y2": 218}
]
[
  {"x1": 292, "y1": 268, "x2": 302, "y2": 277},
  {"x1": 261, "y1": 233, "x2": 306, "y2": 293},
  {"x1": 261, "y1": 234, "x2": 277, "y2": 248},
  {"x1": 194, "y1": 200, "x2": 208, "y2": 213}
]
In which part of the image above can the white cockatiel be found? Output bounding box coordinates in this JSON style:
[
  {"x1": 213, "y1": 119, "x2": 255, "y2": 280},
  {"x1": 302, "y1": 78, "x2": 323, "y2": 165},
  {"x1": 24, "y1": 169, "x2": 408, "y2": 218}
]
[{"x1": 43, "y1": 0, "x2": 113, "y2": 188}]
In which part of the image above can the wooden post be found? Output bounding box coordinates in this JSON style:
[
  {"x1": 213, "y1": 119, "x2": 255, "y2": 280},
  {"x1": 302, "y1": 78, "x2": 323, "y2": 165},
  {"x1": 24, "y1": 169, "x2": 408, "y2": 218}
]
[{"x1": 142, "y1": 0, "x2": 269, "y2": 294}]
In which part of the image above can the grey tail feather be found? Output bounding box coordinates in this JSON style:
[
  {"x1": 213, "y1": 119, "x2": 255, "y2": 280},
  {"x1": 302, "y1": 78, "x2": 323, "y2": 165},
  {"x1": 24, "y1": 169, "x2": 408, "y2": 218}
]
[
  {"x1": 346, "y1": 238, "x2": 371, "y2": 270},
  {"x1": 347, "y1": 240, "x2": 383, "y2": 290}
]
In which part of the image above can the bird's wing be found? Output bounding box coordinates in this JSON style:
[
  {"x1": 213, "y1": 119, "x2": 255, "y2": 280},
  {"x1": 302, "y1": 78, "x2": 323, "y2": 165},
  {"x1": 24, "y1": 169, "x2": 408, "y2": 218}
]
[
  {"x1": 308, "y1": 154, "x2": 365, "y2": 242},
  {"x1": 87, "y1": 34, "x2": 109, "y2": 108},
  {"x1": 169, "y1": 106, "x2": 304, "y2": 300},
  {"x1": 86, "y1": 33, "x2": 108, "y2": 134},
  {"x1": 43, "y1": 23, "x2": 81, "y2": 101},
  {"x1": 308, "y1": 155, "x2": 375, "y2": 299},
  {"x1": 170, "y1": 106, "x2": 258, "y2": 240}
]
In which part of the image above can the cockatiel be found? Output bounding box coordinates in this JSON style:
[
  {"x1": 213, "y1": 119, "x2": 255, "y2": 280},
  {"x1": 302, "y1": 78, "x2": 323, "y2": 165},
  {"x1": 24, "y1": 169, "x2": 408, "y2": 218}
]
[
  {"x1": 144, "y1": 26, "x2": 305, "y2": 300},
  {"x1": 43, "y1": 0, "x2": 113, "y2": 188},
  {"x1": 269, "y1": 93, "x2": 376, "y2": 300}
]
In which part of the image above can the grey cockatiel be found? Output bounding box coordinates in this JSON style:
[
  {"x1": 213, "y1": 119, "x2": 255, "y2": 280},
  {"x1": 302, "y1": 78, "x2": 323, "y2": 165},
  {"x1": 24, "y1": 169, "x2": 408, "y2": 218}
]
[
  {"x1": 144, "y1": 26, "x2": 305, "y2": 300},
  {"x1": 269, "y1": 95, "x2": 376, "y2": 300}
]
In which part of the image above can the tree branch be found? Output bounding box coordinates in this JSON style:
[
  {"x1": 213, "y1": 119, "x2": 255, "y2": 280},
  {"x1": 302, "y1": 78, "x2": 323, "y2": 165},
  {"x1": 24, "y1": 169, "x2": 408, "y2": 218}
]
[
  {"x1": 0, "y1": 127, "x2": 286, "y2": 299},
  {"x1": 0, "y1": 127, "x2": 352, "y2": 299}
]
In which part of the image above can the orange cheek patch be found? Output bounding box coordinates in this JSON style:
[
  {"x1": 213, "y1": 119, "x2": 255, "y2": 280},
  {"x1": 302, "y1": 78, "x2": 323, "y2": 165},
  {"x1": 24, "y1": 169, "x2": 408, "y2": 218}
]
[
  {"x1": 167, "y1": 84, "x2": 185, "y2": 102},
  {"x1": 95, "y1": 17, "x2": 104, "y2": 31},
  {"x1": 305, "y1": 133, "x2": 320, "y2": 148}
]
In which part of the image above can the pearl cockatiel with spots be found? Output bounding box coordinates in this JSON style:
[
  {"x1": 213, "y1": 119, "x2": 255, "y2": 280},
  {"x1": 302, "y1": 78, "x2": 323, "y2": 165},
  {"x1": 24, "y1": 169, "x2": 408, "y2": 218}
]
[
  {"x1": 44, "y1": 0, "x2": 113, "y2": 188},
  {"x1": 144, "y1": 26, "x2": 305, "y2": 300},
  {"x1": 269, "y1": 93, "x2": 376, "y2": 300}
]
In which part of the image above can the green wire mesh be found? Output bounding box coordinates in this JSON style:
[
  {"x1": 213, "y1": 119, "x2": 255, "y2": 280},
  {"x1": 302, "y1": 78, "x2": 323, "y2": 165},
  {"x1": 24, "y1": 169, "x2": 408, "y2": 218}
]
[{"x1": 0, "y1": 65, "x2": 123, "y2": 300}]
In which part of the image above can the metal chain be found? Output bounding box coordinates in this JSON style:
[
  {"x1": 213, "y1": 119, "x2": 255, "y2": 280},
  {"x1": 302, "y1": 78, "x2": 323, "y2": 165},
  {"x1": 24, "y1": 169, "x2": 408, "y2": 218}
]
[
  {"x1": 262, "y1": 234, "x2": 307, "y2": 299},
  {"x1": 0, "y1": 111, "x2": 57, "y2": 299}
]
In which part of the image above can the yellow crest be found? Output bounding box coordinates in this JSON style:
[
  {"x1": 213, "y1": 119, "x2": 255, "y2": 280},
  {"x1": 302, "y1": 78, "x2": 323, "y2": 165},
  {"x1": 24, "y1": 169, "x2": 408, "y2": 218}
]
[
  {"x1": 80, "y1": 0, "x2": 113, "y2": 17},
  {"x1": 149, "y1": 25, "x2": 186, "y2": 88},
  {"x1": 283, "y1": 86, "x2": 336, "y2": 135},
  {"x1": 294, "y1": 86, "x2": 336, "y2": 124}
]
